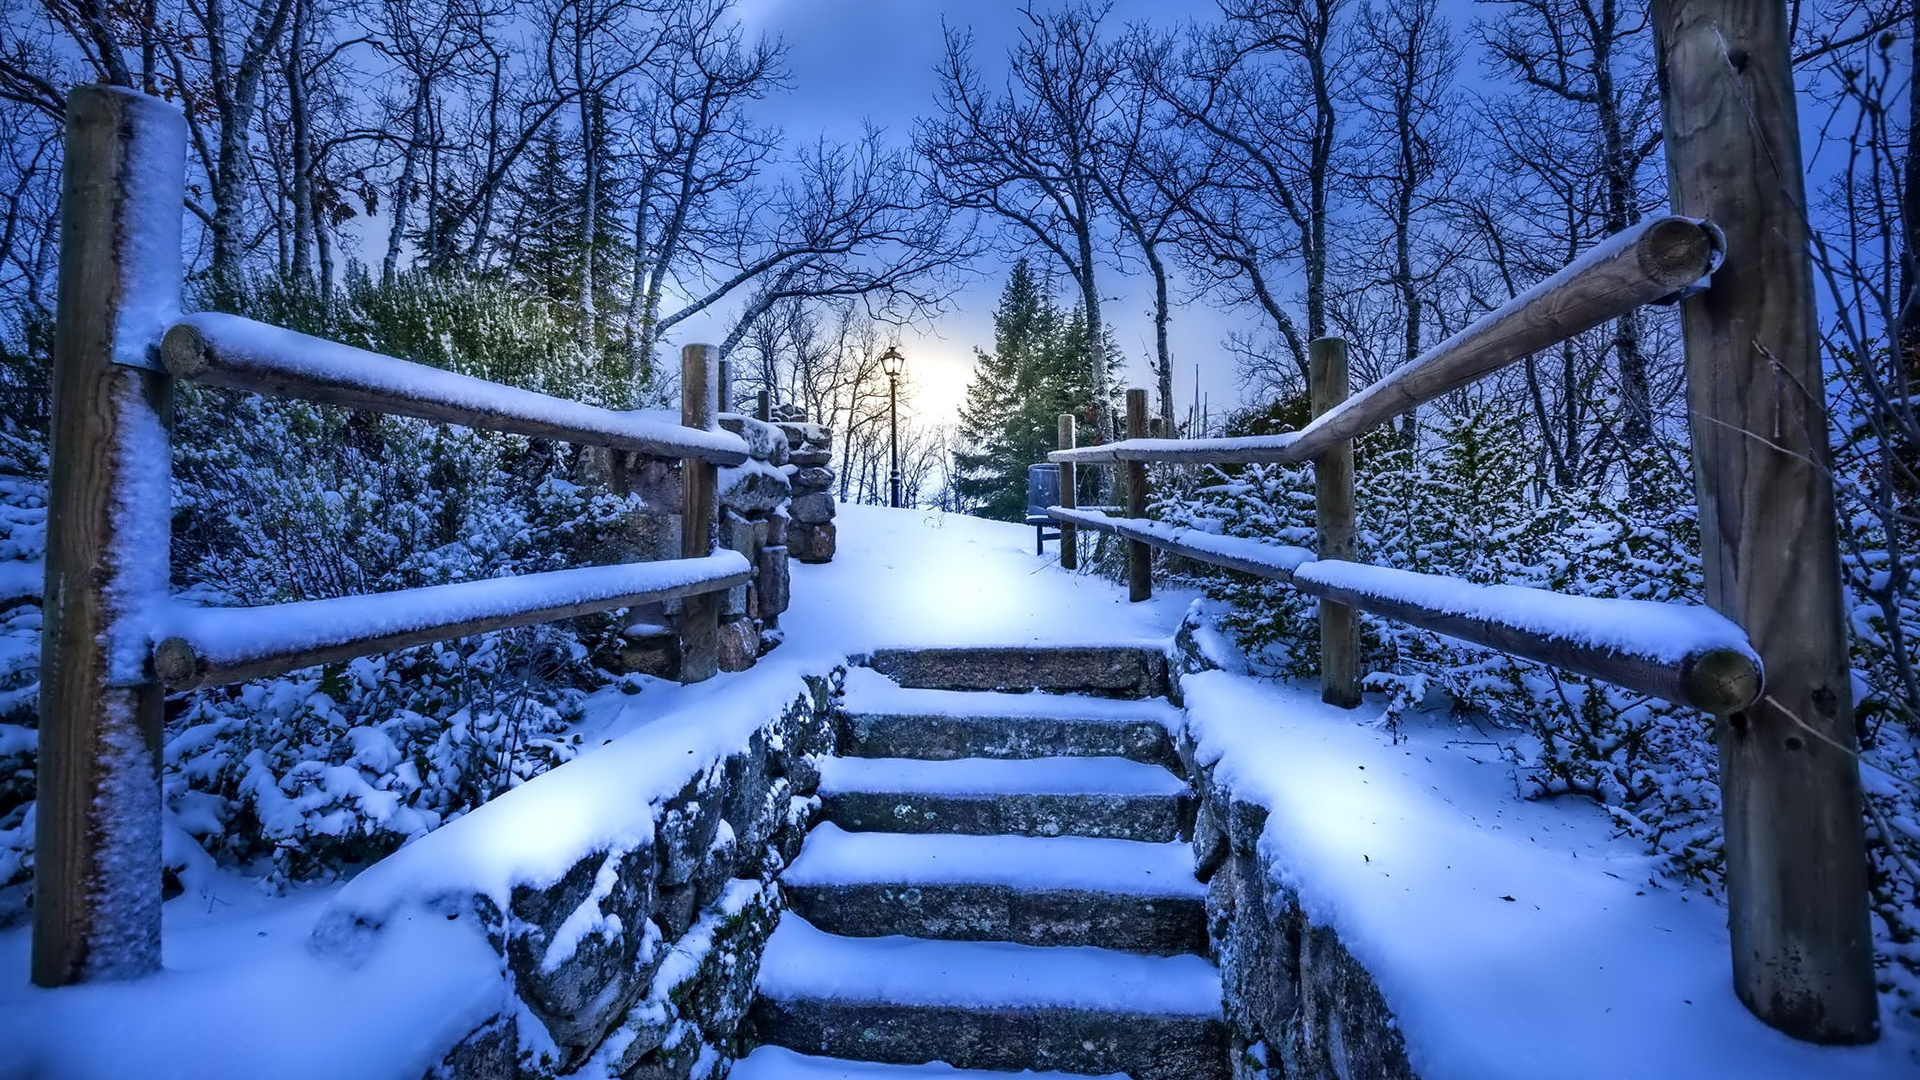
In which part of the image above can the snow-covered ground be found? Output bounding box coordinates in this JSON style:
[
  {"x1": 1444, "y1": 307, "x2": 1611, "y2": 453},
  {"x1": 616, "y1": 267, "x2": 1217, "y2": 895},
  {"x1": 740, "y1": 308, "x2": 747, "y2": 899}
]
[
  {"x1": 778, "y1": 503, "x2": 1194, "y2": 654},
  {"x1": 0, "y1": 504, "x2": 1192, "y2": 1080},
  {"x1": 1182, "y1": 669, "x2": 1919, "y2": 1078},
  {"x1": 1, "y1": 503, "x2": 1912, "y2": 1078}
]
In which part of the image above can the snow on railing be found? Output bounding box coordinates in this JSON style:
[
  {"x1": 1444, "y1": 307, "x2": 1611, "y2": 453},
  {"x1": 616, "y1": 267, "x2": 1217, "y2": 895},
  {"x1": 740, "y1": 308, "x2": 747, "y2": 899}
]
[
  {"x1": 31, "y1": 86, "x2": 758, "y2": 987},
  {"x1": 153, "y1": 553, "x2": 752, "y2": 691},
  {"x1": 1050, "y1": 216, "x2": 1721, "y2": 468},
  {"x1": 163, "y1": 313, "x2": 750, "y2": 465},
  {"x1": 1052, "y1": 509, "x2": 1761, "y2": 716}
]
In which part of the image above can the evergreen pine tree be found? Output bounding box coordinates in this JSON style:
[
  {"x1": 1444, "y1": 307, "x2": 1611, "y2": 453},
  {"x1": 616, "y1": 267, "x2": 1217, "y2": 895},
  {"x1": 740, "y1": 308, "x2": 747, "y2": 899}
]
[{"x1": 955, "y1": 260, "x2": 1080, "y2": 521}]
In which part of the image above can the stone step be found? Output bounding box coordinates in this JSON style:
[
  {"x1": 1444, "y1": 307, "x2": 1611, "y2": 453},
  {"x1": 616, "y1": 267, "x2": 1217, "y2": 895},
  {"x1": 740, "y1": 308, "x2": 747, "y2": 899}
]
[
  {"x1": 863, "y1": 645, "x2": 1168, "y2": 698},
  {"x1": 816, "y1": 756, "x2": 1191, "y2": 842},
  {"x1": 840, "y1": 669, "x2": 1182, "y2": 766},
  {"x1": 732, "y1": 1046, "x2": 1121, "y2": 1080},
  {"x1": 782, "y1": 824, "x2": 1207, "y2": 955},
  {"x1": 749, "y1": 916, "x2": 1227, "y2": 1080}
]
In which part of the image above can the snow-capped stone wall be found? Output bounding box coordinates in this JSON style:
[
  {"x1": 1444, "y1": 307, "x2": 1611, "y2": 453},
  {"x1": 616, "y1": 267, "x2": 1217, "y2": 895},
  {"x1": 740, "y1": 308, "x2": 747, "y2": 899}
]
[
  {"x1": 770, "y1": 404, "x2": 836, "y2": 565},
  {"x1": 309, "y1": 663, "x2": 845, "y2": 1080},
  {"x1": 1168, "y1": 611, "x2": 1418, "y2": 1080},
  {"x1": 609, "y1": 411, "x2": 796, "y2": 679}
]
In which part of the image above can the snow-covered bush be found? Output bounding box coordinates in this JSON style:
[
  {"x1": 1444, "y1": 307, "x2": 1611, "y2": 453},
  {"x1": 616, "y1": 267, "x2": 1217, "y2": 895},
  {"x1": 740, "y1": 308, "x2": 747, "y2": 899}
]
[
  {"x1": 0, "y1": 419, "x2": 45, "y2": 923},
  {"x1": 1157, "y1": 403, "x2": 1726, "y2": 883},
  {"x1": 0, "y1": 268, "x2": 670, "y2": 919}
]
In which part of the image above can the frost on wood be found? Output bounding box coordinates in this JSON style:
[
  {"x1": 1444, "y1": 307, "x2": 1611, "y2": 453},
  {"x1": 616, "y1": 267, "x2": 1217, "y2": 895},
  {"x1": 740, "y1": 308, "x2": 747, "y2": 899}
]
[
  {"x1": 165, "y1": 312, "x2": 749, "y2": 463},
  {"x1": 108, "y1": 87, "x2": 187, "y2": 371}
]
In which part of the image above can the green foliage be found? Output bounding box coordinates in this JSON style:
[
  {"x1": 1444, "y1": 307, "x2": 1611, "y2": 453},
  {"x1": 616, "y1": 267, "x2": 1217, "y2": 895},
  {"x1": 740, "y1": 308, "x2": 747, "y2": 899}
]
[{"x1": 955, "y1": 260, "x2": 1113, "y2": 521}]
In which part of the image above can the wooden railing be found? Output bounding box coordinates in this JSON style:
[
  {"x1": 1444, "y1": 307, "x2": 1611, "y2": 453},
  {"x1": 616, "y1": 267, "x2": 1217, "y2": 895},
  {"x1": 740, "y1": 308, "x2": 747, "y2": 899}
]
[
  {"x1": 33, "y1": 86, "x2": 749, "y2": 988},
  {"x1": 1048, "y1": 1, "x2": 1876, "y2": 1045}
]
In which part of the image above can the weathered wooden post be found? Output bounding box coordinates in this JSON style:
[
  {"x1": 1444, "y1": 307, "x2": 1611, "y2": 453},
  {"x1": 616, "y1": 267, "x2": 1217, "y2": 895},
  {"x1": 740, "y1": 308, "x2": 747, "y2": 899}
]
[
  {"x1": 756, "y1": 389, "x2": 771, "y2": 423},
  {"x1": 679, "y1": 344, "x2": 721, "y2": 682},
  {"x1": 34, "y1": 86, "x2": 186, "y2": 986},
  {"x1": 1311, "y1": 337, "x2": 1360, "y2": 708},
  {"x1": 1125, "y1": 388, "x2": 1151, "y2": 602},
  {"x1": 1653, "y1": 0, "x2": 1877, "y2": 1043},
  {"x1": 1058, "y1": 413, "x2": 1078, "y2": 571}
]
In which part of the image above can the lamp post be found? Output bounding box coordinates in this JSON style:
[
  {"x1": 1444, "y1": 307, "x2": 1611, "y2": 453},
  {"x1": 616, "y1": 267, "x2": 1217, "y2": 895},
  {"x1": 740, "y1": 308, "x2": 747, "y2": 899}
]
[{"x1": 880, "y1": 345, "x2": 905, "y2": 508}]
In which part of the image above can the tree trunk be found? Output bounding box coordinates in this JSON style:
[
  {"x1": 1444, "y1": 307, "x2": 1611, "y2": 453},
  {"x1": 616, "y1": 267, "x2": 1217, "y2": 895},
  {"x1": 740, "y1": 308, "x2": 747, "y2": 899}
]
[
  {"x1": 382, "y1": 81, "x2": 429, "y2": 287},
  {"x1": 285, "y1": 0, "x2": 313, "y2": 286}
]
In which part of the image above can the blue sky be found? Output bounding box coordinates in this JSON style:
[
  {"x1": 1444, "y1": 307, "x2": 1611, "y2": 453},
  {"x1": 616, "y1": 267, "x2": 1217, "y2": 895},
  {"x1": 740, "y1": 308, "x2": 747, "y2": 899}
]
[{"x1": 702, "y1": 0, "x2": 1270, "y2": 429}]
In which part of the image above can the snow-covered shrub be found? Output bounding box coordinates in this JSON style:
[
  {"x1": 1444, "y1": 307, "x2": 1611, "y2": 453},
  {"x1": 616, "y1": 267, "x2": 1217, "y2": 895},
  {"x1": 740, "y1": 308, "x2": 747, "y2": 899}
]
[
  {"x1": 0, "y1": 268, "x2": 672, "y2": 917},
  {"x1": 1155, "y1": 403, "x2": 1727, "y2": 882},
  {"x1": 165, "y1": 634, "x2": 587, "y2": 888},
  {"x1": 0, "y1": 419, "x2": 45, "y2": 923}
]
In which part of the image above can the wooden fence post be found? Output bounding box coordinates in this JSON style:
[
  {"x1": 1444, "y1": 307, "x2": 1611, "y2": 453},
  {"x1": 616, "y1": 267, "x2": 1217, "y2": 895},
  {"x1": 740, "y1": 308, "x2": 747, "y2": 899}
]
[
  {"x1": 679, "y1": 344, "x2": 720, "y2": 682},
  {"x1": 1058, "y1": 413, "x2": 1078, "y2": 571},
  {"x1": 1311, "y1": 338, "x2": 1360, "y2": 708},
  {"x1": 34, "y1": 86, "x2": 186, "y2": 986},
  {"x1": 1653, "y1": 0, "x2": 1877, "y2": 1043},
  {"x1": 1126, "y1": 388, "x2": 1151, "y2": 602},
  {"x1": 756, "y1": 390, "x2": 770, "y2": 423}
]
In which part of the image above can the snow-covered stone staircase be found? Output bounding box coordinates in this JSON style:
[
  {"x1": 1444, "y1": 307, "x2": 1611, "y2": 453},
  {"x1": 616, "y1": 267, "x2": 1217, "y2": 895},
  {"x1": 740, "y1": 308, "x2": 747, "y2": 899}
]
[{"x1": 738, "y1": 647, "x2": 1227, "y2": 1080}]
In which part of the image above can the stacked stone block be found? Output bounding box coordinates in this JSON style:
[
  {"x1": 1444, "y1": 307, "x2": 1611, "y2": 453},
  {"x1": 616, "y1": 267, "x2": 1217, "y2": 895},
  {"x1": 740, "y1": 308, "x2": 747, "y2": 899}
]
[
  {"x1": 407, "y1": 669, "x2": 845, "y2": 1080},
  {"x1": 771, "y1": 403, "x2": 836, "y2": 564},
  {"x1": 609, "y1": 411, "x2": 796, "y2": 679}
]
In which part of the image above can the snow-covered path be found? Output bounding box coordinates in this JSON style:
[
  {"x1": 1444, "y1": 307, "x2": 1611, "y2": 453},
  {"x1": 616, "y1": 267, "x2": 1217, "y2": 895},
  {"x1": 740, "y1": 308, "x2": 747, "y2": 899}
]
[
  {"x1": 0, "y1": 506, "x2": 1192, "y2": 1080},
  {"x1": 777, "y1": 504, "x2": 1195, "y2": 655}
]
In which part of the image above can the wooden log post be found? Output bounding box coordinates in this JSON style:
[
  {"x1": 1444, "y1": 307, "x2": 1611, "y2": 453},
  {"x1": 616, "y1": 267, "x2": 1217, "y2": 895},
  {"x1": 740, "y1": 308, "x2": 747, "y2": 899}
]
[
  {"x1": 756, "y1": 390, "x2": 771, "y2": 423},
  {"x1": 1125, "y1": 388, "x2": 1151, "y2": 602},
  {"x1": 1311, "y1": 338, "x2": 1361, "y2": 709},
  {"x1": 34, "y1": 86, "x2": 187, "y2": 987},
  {"x1": 1058, "y1": 413, "x2": 1078, "y2": 571},
  {"x1": 679, "y1": 344, "x2": 721, "y2": 683},
  {"x1": 1654, "y1": 0, "x2": 1877, "y2": 1043}
]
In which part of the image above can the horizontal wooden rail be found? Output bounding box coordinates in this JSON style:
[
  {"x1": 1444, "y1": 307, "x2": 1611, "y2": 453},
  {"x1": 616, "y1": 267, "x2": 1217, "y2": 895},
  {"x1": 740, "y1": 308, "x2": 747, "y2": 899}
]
[
  {"x1": 1052, "y1": 216, "x2": 1721, "y2": 466},
  {"x1": 153, "y1": 552, "x2": 753, "y2": 691},
  {"x1": 1049, "y1": 508, "x2": 1761, "y2": 714},
  {"x1": 163, "y1": 313, "x2": 751, "y2": 465}
]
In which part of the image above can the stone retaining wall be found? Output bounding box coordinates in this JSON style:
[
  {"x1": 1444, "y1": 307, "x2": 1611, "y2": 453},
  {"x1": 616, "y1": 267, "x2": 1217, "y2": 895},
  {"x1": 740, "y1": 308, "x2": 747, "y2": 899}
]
[
  {"x1": 309, "y1": 665, "x2": 844, "y2": 1080},
  {"x1": 1169, "y1": 611, "x2": 1419, "y2": 1080}
]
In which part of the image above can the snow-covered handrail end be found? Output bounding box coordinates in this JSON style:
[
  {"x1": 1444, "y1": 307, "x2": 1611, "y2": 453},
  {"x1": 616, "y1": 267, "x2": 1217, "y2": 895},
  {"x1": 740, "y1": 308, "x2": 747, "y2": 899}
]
[
  {"x1": 1049, "y1": 508, "x2": 1761, "y2": 715},
  {"x1": 153, "y1": 553, "x2": 753, "y2": 691},
  {"x1": 163, "y1": 313, "x2": 751, "y2": 465}
]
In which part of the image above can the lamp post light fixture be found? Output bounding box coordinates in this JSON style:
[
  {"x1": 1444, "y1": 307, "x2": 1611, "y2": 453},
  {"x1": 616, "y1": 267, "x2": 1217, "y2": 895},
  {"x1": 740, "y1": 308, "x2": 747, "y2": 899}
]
[{"x1": 880, "y1": 345, "x2": 906, "y2": 508}]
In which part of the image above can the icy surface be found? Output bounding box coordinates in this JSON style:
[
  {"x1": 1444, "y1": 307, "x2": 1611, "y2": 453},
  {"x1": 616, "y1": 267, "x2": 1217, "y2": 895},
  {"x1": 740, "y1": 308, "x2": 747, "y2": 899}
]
[
  {"x1": 816, "y1": 755, "x2": 1188, "y2": 798},
  {"x1": 166, "y1": 552, "x2": 750, "y2": 669},
  {"x1": 784, "y1": 823, "x2": 1202, "y2": 897},
  {"x1": 756, "y1": 915, "x2": 1220, "y2": 1014},
  {"x1": 1180, "y1": 668, "x2": 1915, "y2": 1079},
  {"x1": 841, "y1": 666, "x2": 1182, "y2": 729},
  {"x1": 733, "y1": 1046, "x2": 1129, "y2": 1080},
  {"x1": 1293, "y1": 559, "x2": 1756, "y2": 664},
  {"x1": 176, "y1": 312, "x2": 748, "y2": 461}
]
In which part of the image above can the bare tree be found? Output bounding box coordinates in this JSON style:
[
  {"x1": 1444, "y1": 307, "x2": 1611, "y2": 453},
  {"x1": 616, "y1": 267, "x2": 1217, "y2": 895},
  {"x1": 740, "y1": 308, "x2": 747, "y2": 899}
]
[
  {"x1": 918, "y1": 2, "x2": 1124, "y2": 441},
  {"x1": 1479, "y1": 0, "x2": 1664, "y2": 451}
]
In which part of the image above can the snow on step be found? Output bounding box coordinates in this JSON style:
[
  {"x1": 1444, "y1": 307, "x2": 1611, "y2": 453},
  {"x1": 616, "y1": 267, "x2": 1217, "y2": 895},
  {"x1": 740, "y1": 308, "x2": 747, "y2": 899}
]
[
  {"x1": 842, "y1": 667, "x2": 1182, "y2": 728},
  {"x1": 784, "y1": 823, "x2": 1202, "y2": 898},
  {"x1": 757, "y1": 916, "x2": 1221, "y2": 1015},
  {"x1": 816, "y1": 756, "x2": 1187, "y2": 798},
  {"x1": 732, "y1": 1046, "x2": 1130, "y2": 1080}
]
